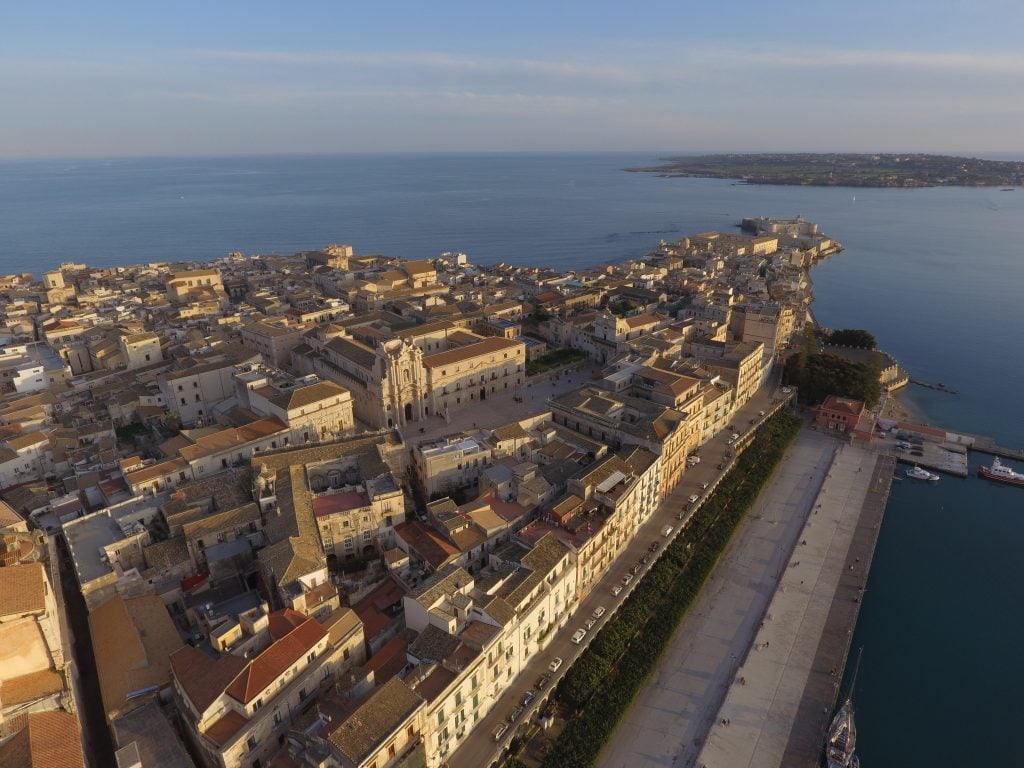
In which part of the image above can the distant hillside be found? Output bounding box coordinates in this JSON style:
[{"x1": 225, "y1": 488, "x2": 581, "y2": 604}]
[{"x1": 626, "y1": 153, "x2": 1024, "y2": 188}]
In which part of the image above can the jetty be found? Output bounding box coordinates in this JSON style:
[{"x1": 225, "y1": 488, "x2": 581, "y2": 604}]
[
  {"x1": 693, "y1": 440, "x2": 894, "y2": 768},
  {"x1": 910, "y1": 378, "x2": 958, "y2": 394}
]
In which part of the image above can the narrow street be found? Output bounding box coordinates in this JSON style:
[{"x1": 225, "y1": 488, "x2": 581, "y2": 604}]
[{"x1": 56, "y1": 540, "x2": 116, "y2": 768}]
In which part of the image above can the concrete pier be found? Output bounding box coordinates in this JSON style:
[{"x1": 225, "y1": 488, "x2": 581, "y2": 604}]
[{"x1": 693, "y1": 444, "x2": 894, "y2": 768}]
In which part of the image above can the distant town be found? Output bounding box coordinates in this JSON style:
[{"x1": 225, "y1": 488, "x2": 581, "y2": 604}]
[
  {"x1": 0, "y1": 216, "x2": 878, "y2": 768},
  {"x1": 627, "y1": 152, "x2": 1024, "y2": 187}
]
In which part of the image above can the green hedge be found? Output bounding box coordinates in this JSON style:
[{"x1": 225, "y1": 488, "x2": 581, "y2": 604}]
[{"x1": 540, "y1": 411, "x2": 803, "y2": 768}]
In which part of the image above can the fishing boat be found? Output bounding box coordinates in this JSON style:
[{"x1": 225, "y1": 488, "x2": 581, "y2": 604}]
[
  {"x1": 905, "y1": 465, "x2": 939, "y2": 482},
  {"x1": 978, "y1": 456, "x2": 1024, "y2": 486}
]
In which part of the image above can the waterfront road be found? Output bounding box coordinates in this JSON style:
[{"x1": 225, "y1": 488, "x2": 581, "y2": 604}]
[{"x1": 597, "y1": 428, "x2": 833, "y2": 768}]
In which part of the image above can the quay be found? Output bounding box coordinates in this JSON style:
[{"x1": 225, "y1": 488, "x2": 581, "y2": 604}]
[{"x1": 693, "y1": 441, "x2": 894, "y2": 768}]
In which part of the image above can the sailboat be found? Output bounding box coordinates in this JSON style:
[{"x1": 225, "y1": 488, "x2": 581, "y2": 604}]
[{"x1": 826, "y1": 648, "x2": 862, "y2": 768}]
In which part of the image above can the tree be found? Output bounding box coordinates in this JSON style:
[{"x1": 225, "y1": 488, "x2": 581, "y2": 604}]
[{"x1": 827, "y1": 328, "x2": 876, "y2": 349}]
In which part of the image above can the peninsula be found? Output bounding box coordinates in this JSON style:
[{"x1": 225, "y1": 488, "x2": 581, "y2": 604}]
[{"x1": 626, "y1": 152, "x2": 1024, "y2": 188}]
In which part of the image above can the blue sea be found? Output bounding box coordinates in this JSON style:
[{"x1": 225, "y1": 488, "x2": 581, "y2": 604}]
[{"x1": 2, "y1": 153, "x2": 1022, "y2": 765}]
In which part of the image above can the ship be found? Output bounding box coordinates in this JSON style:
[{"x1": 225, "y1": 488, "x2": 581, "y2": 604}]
[
  {"x1": 905, "y1": 465, "x2": 939, "y2": 481},
  {"x1": 826, "y1": 649, "x2": 862, "y2": 768},
  {"x1": 826, "y1": 699, "x2": 857, "y2": 768},
  {"x1": 978, "y1": 456, "x2": 1024, "y2": 486}
]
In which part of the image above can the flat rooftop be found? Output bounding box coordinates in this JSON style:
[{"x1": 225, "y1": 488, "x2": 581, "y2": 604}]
[{"x1": 65, "y1": 514, "x2": 124, "y2": 584}]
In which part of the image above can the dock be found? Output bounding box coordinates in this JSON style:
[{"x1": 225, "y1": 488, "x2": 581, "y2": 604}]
[{"x1": 693, "y1": 443, "x2": 894, "y2": 768}]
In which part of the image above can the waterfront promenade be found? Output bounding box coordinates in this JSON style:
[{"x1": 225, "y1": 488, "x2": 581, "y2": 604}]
[
  {"x1": 694, "y1": 445, "x2": 894, "y2": 768},
  {"x1": 597, "y1": 428, "x2": 836, "y2": 768}
]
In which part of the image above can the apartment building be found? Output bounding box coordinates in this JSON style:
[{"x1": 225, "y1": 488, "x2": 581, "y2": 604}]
[
  {"x1": 170, "y1": 609, "x2": 349, "y2": 768},
  {"x1": 413, "y1": 434, "x2": 492, "y2": 499}
]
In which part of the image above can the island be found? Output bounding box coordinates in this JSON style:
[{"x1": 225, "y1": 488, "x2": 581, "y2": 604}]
[{"x1": 626, "y1": 152, "x2": 1024, "y2": 188}]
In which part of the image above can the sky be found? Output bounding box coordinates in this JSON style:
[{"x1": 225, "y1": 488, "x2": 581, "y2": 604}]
[{"x1": 2, "y1": 0, "x2": 1023, "y2": 158}]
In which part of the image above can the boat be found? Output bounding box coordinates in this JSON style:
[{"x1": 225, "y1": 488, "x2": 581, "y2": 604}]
[
  {"x1": 826, "y1": 699, "x2": 857, "y2": 767},
  {"x1": 826, "y1": 648, "x2": 862, "y2": 768},
  {"x1": 905, "y1": 465, "x2": 940, "y2": 481},
  {"x1": 978, "y1": 456, "x2": 1024, "y2": 486}
]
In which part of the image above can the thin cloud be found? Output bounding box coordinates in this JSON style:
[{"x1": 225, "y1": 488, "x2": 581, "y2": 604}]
[{"x1": 192, "y1": 48, "x2": 654, "y2": 85}]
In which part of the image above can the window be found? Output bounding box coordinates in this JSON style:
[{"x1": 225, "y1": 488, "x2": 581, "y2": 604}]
[
  {"x1": 343, "y1": 648, "x2": 350, "y2": 661},
  {"x1": 247, "y1": 736, "x2": 258, "y2": 752},
  {"x1": 180, "y1": 398, "x2": 186, "y2": 406},
  {"x1": 388, "y1": 743, "x2": 396, "y2": 758},
  {"x1": 307, "y1": 651, "x2": 315, "y2": 664},
  {"x1": 362, "y1": 531, "x2": 372, "y2": 542},
  {"x1": 437, "y1": 711, "x2": 445, "y2": 725},
  {"x1": 273, "y1": 710, "x2": 283, "y2": 726},
  {"x1": 407, "y1": 726, "x2": 415, "y2": 741}
]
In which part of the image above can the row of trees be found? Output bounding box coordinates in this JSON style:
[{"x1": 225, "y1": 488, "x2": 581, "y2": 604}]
[{"x1": 539, "y1": 411, "x2": 804, "y2": 768}]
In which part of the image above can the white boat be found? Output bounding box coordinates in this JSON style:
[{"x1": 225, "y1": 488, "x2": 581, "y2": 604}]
[{"x1": 905, "y1": 465, "x2": 939, "y2": 481}]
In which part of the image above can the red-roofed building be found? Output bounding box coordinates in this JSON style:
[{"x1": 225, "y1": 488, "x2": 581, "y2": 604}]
[
  {"x1": 816, "y1": 395, "x2": 877, "y2": 441},
  {"x1": 169, "y1": 608, "x2": 357, "y2": 768}
]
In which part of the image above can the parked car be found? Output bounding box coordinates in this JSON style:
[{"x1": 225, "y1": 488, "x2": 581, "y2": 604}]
[
  {"x1": 726, "y1": 436, "x2": 737, "y2": 445},
  {"x1": 622, "y1": 574, "x2": 633, "y2": 586},
  {"x1": 549, "y1": 657, "x2": 563, "y2": 672},
  {"x1": 494, "y1": 723, "x2": 509, "y2": 741},
  {"x1": 511, "y1": 706, "x2": 524, "y2": 721},
  {"x1": 592, "y1": 606, "x2": 606, "y2": 619},
  {"x1": 640, "y1": 555, "x2": 649, "y2": 565},
  {"x1": 630, "y1": 563, "x2": 641, "y2": 575},
  {"x1": 585, "y1": 617, "x2": 597, "y2": 630},
  {"x1": 688, "y1": 494, "x2": 700, "y2": 504},
  {"x1": 759, "y1": 410, "x2": 766, "y2": 416},
  {"x1": 571, "y1": 628, "x2": 587, "y2": 644},
  {"x1": 523, "y1": 690, "x2": 536, "y2": 707},
  {"x1": 612, "y1": 584, "x2": 623, "y2": 596},
  {"x1": 701, "y1": 481, "x2": 709, "y2": 490},
  {"x1": 781, "y1": 386, "x2": 792, "y2": 393},
  {"x1": 718, "y1": 462, "x2": 727, "y2": 470},
  {"x1": 649, "y1": 541, "x2": 660, "y2": 552}
]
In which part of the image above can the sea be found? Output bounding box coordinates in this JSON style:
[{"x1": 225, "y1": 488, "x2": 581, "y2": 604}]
[{"x1": 1, "y1": 153, "x2": 1022, "y2": 765}]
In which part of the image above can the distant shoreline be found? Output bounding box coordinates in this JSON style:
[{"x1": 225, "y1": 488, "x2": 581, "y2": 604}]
[{"x1": 627, "y1": 152, "x2": 1024, "y2": 188}]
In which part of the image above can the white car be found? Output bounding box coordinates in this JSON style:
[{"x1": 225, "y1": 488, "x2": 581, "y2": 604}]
[
  {"x1": 549, "y1": 657, "x2": 563, "y2": 672},
  {"x1": 688, "y1": 494, "x2": 700, "y2": 504},
  {"x1": 781, "y1": 386, "x2": 792, "y2": 393},
  {"x1": 612, "y1": 584, "x2": 623, "y2": 596},
  {"x1": 592, "y1": 606, "x2": 606, "y2": 619},
  {"x1": 571, "y1": 629, "x2": 587, "y2": 644}
]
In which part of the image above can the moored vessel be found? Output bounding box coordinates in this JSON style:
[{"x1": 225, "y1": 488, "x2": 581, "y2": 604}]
[
  {"x1": 978, "y1": 457, "x2": 1024, "y2": 486},
  {"x1": 905, "y1": 465, "x2": 939, "y2": 482}
]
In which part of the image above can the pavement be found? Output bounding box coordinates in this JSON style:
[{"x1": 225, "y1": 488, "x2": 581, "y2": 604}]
[
  {"x1": 597, "y1": 428, "x2": 836, "y2": 768},
  {"x1": 694, "y1": 441, "x2": 880, "y2": 768},
  {"x1": 400, "y1": 363, "x2": 599, "y2": 445},
  {"x1": 448, "y1": 381, "x2": 790, "y2": 768}
]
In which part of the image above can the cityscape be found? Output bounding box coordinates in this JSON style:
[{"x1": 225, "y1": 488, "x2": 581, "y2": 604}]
[{"x1": 2, "y1": 4, "x2": 1023, "y2": 768}]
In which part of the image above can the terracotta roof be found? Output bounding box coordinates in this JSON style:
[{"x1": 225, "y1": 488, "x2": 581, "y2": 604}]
[
  {"x1": 204, "y1": 710, "x2": 250, "y2": 748},
  {"x1": 0, "y1": 669, "x2": 65, "y2": 706},
  {"x1": 178, "y1": 418, "x2": 286, "y2": 462},
  {"x1": 169, "y1": 646, "x2": 248, "y2": 715},
  {"x1": 271, "y1": 380, "x2": 350, "y2": 413},
  {"x1": 225, "y1": 613, "x2": 327, "y2": 705},
  {"x1": 421, "y1": 336, "x2": 522, "y2": 369},
  {"x1": 267, "y1": 607, "x2": 308, "y2": 640},
  {"x1": 820, "y1": 395, "x2": 865, "y2": 416},
  {"x1": 89, "y1": 594, "x2": 184, "y2": 722},
  {"x1": 624, "y1": 313, "x2": 660, "y2": 329},
  {"x1": 124, "y1": 457, "x2": 189, "y2": 485},
  {"x1": 328, "y1": 676, "x2": 424, "y2": 765},
  {"x1": 0, "y1": 710, "x2": 86, "y2": 768},
  {"x1": 0, "y1": 562, "x2": 46, "y2": 618}
]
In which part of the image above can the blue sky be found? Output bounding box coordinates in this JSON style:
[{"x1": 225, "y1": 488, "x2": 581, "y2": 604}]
[{"x1": 2, "y1": 1, "x2": 1023, "y2": 157}]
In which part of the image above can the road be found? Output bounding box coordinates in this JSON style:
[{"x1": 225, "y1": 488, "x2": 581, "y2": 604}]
[
  {"x1": 448, "y1": 380, "x2": 792, "y2": 768},
  {"x1": 597, "y1": 428, "x2": 833, "y2": 768}
]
